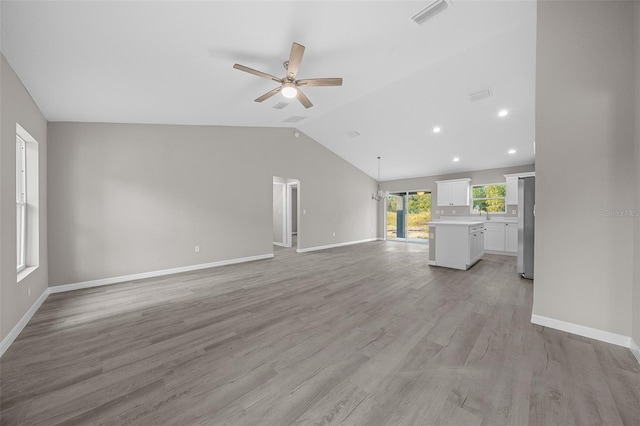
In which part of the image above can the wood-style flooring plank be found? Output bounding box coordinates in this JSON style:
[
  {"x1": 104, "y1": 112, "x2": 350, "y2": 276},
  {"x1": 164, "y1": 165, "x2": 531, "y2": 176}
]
[{"x1": 1, "y1": 242, "x2": 639, "y2": 425}]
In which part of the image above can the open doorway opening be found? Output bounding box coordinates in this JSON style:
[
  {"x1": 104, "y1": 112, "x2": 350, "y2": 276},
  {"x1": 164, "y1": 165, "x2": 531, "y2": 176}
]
[
  {"x1": 273, "y1": 176, "x2": 300, "y2": 253},
  {"x1": 386, "y1": 191, "x2": 431, "y2": 243},
  {"x1": 286, "y1": 181, "x2": 299, "y2": 248}
]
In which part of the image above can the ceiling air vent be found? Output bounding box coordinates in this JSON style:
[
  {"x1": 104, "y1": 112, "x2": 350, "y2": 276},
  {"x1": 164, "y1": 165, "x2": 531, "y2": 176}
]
[
  {"x1": 273, "y1": 102, "x2": 289, "y2": 110},
  {"x1": 346, "y1": 130, "x2": 360, "y2": 138},
  {"x1": 468, "y1": 89, "x2": 492, "y2": 102},
  {"x1": 282, "y1": 116, "x2": 306, "y2": 123},
  {"x1": 410, "y1": 0, "x2": 451, "y2": 25}
]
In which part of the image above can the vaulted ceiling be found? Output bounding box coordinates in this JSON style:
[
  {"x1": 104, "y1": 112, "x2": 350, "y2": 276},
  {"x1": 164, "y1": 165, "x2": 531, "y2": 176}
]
[{"x1": 1, "y1": 1, "x2": 536, "y2": 181}]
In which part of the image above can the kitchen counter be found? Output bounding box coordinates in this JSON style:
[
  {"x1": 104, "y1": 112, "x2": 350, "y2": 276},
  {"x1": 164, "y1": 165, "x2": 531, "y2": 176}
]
[
  {"x1": 436, "y1": 216, "x2": 517, "y2": 224},
  {"x1": 428, "y1": 222, "x2": 484, "y2": 270},
  {"x1": 428, "y1": 221, "x2": 485, "y2": 226}
]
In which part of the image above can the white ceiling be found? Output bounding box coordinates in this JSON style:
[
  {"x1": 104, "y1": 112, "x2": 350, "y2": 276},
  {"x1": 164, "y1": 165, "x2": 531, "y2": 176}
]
[{"x1": 0, "y1": 1, "x2": 537, "y2": 181}]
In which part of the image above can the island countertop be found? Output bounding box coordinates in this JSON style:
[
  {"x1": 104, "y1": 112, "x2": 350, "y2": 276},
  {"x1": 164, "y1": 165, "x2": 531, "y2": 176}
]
[{"x1": 427, "y1": 221, "x2": 485, "y2": 226}]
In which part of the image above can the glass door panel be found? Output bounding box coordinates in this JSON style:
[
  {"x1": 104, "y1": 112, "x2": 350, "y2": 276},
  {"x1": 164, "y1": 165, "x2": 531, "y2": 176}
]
[
  {"x1": 386, "y1": 191, "x2": 431, "y2": 243},
  {"x1": 386, "y1": 193, "x2": 405, "y2": 240},
  {"x1": 407, "y1": 192, "x2": 432, "y2": 241}
]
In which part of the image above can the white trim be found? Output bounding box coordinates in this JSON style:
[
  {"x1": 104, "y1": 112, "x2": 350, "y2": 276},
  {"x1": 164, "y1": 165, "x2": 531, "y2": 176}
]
[
  {"x1": 483, "y1": 250, "x2": 517, "y2": 257},
  {"x1": 630, "y1": 339, "x2": 640, "y2": 364},
  {"x1": 1, "y1": 287, "x2": 51, "y2": 358},
  {"x1": 531, "y1": 314, "x2": 631, "y2": 348},
  {"x1": 272, "y1": 242, "x2": 285, "y2": 247},
  {"x1": 504, "y1": 172, "x2": 535, "y2": 178},
  {"x1": 50, "y1": 254, "x2": 274, "y2": 294},
  {"x1": 296, "y1": 238, "x2": 377, "y2": 253},
  {"x1": 17, "y1": 265, "x2": 39, "y2": 283}
]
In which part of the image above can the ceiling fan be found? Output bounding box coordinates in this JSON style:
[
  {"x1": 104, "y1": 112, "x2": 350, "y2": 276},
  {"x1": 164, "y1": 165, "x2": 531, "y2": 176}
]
[{"x1": 233, "y1": 42, "x2": 343, "y2": 109}]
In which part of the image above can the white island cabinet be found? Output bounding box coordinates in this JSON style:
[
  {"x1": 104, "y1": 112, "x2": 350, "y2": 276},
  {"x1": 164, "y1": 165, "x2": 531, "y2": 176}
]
[{"x1": 428, "y1": 221, "x2": 484, "y2": 270}]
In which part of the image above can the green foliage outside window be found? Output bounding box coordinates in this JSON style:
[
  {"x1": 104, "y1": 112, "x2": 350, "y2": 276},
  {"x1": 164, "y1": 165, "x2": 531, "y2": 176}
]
[{"x1": 472, "y1": 184, "x2": 506, "y2": 213}]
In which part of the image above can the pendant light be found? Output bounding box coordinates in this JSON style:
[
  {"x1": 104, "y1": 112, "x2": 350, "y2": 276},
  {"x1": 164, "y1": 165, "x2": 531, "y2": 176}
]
[{"x1": 372, "y1": 156, "x2": 385, "y2": 201}]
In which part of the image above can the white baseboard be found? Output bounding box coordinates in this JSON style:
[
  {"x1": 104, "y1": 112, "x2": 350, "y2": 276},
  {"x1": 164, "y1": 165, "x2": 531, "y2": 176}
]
[
  {"x1": 630, "y1": 338, "x2": 640, "y2": 364},
  {"x1": 49, "y1": 253, "x2": 274, "y2": 294},
  {"x1": 272, "y1": 242, "x2": 284, "y2": 247},
  {"x1": 296, "y1": 238, "x2": 377, "y2": 253},
  {"x1": 484, "y1": 250, "x2": 517, "y2": 257},
  {"x1": 0, "y1": 287, "x2": 51, "y2": 358},
  {"x1": 531, "y1": 314, "x2": 631, "y2": 348}
]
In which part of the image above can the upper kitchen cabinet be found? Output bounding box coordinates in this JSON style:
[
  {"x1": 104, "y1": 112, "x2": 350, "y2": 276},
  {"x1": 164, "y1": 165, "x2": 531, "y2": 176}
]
[
  {"x1": 504, "y1": 172, "x2": 535, "y2": 205},
  {"x1": 436, "y1": 178, "x2": 470, "y2": 206}
]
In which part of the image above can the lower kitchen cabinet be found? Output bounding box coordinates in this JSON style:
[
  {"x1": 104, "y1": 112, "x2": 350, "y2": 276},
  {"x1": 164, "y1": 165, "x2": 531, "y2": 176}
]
[
  {"x1": 484, "y1": 221, "x2": 518, "y2": 255},
  {"x1": 505, "y1": 222, "x2": 518, "y2": 253},
  {"x1": 484, "y1": 223, "x2": 506, "y2": 252},
  {"x1": 428, "y1": 222, "x2": 484, "y2": 270}
]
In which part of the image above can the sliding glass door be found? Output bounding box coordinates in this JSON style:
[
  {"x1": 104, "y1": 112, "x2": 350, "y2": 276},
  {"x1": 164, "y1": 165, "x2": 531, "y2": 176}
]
[{"x1": 386, "y1": 191, "x2": 431, "y2": 242}]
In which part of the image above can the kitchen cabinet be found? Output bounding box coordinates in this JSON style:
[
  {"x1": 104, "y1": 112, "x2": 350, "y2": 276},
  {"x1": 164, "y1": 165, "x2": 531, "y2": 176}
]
[
  {"x1": 484, "y1": 222, "x2": 505, "y2": 252},
  {"x1": 483, "y1": 221, "x2": 518, "y2": 255},
  {"x1": 504, "y1": 172, "x2": 535, "y2": 206},
  {"x1": 428, "y1": 221, "x2": 484, "y2": 270},
  {"x1": 505, "y1": 176, "x2": 518, "y2": 205},
  {"x1": 436, "y1": 178, "x2": 470, "y2": 207},
  {"x1": 505, "y1": 222, "x2": 518, "y2": 253},
  {"x1": 469, "y1": 225, "x2": 484, "y2": 265}
]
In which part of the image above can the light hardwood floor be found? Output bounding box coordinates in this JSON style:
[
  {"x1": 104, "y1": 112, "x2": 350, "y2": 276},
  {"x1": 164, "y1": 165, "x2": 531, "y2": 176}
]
[{"x1": 1, "y1": 241, "x2": 639, "y2": 425}]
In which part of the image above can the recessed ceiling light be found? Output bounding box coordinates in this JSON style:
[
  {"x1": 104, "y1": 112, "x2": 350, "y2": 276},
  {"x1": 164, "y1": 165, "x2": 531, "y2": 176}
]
[
  {"x1": 453, "y1": 157, "x2": 460, "y2": 162},
  {"x1": 433, "y1": 126, "x2": 441, "y2": 133},
  {"x1": 508, "y1": 149, "x2": 516, "y2": 154},
  {"x1": 498, "y1": 109, "x2": 509, "y2": 117}
]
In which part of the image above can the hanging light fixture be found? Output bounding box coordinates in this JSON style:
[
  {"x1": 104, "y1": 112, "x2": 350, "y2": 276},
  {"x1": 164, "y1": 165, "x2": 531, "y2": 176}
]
[{"x1": 372, "y1": 156, "x2": 385, "y2": 201}]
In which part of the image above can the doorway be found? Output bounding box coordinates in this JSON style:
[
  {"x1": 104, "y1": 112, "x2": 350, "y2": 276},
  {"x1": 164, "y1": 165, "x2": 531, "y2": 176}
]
[
  {"x1": 386, "y1": 191, "x2": 431, "y2": 243},
  {"x1": 273, "y1": 177, "x2": 300, "y2": 252}
]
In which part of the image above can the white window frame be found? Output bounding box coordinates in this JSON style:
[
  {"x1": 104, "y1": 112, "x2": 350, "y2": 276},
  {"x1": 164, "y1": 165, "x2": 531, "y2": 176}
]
[
  {"x1": 17, "y1": 135, "x2": 27, "y2": 272},
  {"x1": 471, "y1": 183, "x2": 507, "y2": 214}
]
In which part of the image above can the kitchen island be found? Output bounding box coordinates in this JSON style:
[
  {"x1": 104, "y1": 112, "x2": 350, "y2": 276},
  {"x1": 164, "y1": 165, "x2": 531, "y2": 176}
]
[{"x1": 428, "y1": 221, "x2": 485, "y2": 270}]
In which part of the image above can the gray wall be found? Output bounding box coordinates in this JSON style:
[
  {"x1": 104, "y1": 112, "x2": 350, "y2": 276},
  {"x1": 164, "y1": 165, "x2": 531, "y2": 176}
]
[
  {"x1": 380, "y1": 164, "x2": 535, "y2": 219},
  {"x1": 535, "y1": 1, "x2": 635, "y2": 336},
  {"x1": 47, "y1": 123, "x2": 378, "y2": 286},
  {"x1": 1, "y1": 54, "x2": 48, "y2": 341},
  {"x1": 634, "y1": 2, "x2": 640, "y2": 349}
]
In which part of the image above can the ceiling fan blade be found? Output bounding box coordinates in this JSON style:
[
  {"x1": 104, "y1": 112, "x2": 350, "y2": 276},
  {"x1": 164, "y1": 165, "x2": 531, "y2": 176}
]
[
  {"x1": 254, "y1": 87, "x2": 282, "y2": 102},
  {"x1": 233, "y1": 64, "x2": 282, "y2": 83},
  {"x1": 286, "y1": 42, "x2": 305, "y2": 80},
  {"x1": 296, "y1": 89, "x2": 313, "y2": 109},
  {"x1": 296, "y1": 78, "x2": 343, "y2": 87}
]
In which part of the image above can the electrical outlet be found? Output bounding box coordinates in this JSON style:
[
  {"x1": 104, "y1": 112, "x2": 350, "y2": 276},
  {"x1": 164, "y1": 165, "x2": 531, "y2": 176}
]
[
  {"x1": 452, "y1": 210, "x2": 456, "y2": 214},
  {"x1": 303, "y1": 209, "x2": 307, "y2": 215},
  {"x1": 332, "y1": 232, "x2": 336, "y2": 237},
  {"x1": 512, "y1": 209, "x2": 517, "y2": 215},
  {"x1": 28, "y1": 286, "x2": 31, "y2": 297},
  {"x1": 195, "y1": 245, "x2": 200, "y2": 253}
]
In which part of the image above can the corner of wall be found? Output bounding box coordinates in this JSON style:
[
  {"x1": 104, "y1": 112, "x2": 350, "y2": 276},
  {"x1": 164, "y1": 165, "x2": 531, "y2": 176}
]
[{"x1": 632, "y1": 0, "x2": 640, "y2": 350}]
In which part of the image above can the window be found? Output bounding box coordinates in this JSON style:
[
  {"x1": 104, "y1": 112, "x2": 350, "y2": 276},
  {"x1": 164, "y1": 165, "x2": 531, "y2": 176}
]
[
  {"x1": 16, "y1": 124, "x2": 39, "y2": 279},
  {"x1": 16, "y1": 135, "x2": 26, "y2": 272},
  {"x1": 472, "y1": 183, "x2": 506, "y2": 214}
]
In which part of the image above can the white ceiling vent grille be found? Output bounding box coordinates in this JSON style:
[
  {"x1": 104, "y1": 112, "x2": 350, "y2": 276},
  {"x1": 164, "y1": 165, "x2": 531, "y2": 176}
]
[
  {"x1": 346, "y1": 130, "x2": 360, "y2": 138},
  {"x1": 282, "y1": 116, "x2": 306, "y2": 123},
  {"x1": 468, "y1": 89, "x2": 492, "y2": 102},
  {"x1": 273, "y1": 102, "x2": 289, "y2": 110},
  {"x1": 410, "y1": 0, "x2": 451, "y2": 25}
]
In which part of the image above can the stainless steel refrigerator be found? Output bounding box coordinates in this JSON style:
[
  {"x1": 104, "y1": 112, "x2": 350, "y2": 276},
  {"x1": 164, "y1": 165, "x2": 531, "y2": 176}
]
[{"x1": 517, "y1": 176, "x2": 535, "y2": 279}]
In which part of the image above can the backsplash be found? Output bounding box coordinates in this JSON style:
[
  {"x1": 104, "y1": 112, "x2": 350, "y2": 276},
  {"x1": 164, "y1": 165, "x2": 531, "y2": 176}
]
[{"x1": 434, "y1": 205, "x2": 518, "y2": 219}]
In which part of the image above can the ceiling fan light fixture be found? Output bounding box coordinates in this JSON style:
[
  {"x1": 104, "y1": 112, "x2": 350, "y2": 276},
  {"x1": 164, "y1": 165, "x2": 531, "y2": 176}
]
[{"x1": 282, "y1": 82, "x2": 297, "y2": 99}]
